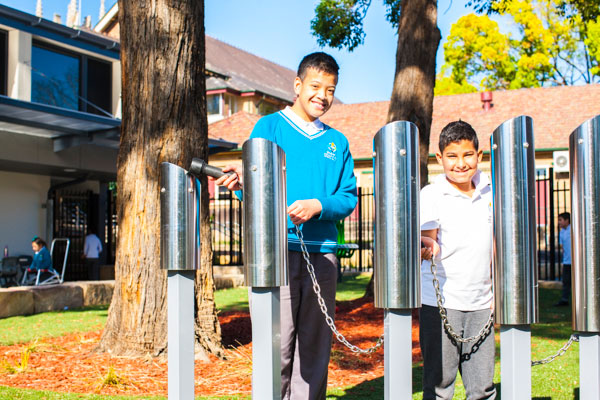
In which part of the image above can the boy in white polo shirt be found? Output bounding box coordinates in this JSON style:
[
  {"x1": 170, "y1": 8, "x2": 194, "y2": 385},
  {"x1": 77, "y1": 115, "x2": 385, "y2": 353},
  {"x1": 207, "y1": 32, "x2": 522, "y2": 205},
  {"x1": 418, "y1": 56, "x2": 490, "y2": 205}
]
[{"x1": 419, "y1": 121, "x2": 496, "y2": 399}]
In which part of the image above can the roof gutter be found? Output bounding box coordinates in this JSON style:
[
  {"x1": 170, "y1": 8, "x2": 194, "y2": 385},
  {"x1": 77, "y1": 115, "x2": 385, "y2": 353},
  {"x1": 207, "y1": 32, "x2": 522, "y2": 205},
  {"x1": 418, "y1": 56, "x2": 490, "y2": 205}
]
[{"x1": 0, "y1": 4, "x2": 120, "y2": 58}]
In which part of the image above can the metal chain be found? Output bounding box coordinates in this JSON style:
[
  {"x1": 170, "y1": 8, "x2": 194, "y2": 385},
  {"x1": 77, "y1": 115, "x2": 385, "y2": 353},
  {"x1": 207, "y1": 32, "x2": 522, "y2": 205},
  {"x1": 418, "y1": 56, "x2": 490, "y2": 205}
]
[
  {"x1": 431, "y1": 257, "x2": 578, "y2": 364},
  {"x1": 430, "y1": 258, "x2": 495, "y2": 343},
  {"x1": 532, "y1": 333, "x2": 579, "y2": 366},
  {"x1": 294, "y1": 225, "x2": 384, "y2": 354}
]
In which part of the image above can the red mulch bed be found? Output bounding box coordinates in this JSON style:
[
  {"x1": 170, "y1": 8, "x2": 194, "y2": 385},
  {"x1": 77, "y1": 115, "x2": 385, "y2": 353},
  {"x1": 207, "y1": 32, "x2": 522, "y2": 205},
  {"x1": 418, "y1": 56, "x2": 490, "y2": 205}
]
[{"x1": 0, "y1": 297, "x2": 422, "y2": 397}]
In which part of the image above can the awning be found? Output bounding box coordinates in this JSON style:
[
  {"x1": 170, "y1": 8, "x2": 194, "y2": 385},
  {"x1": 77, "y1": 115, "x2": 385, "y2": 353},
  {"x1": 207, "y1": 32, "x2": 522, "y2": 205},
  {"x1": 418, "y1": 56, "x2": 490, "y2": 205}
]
[{"x1": 0, "y1": 95, "x2": 237, "y2": 154}]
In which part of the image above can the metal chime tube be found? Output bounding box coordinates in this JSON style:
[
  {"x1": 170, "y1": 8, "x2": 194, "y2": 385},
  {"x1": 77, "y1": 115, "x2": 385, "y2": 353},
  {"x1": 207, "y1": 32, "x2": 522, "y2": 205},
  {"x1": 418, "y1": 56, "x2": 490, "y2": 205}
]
[
  {"x1": 490, "y1": 116, "x2": 538, "y2": 400},
  {"x1": 242, "y1": 138, "x2": 288, "y2": 399},
  {"x1": 570, "y1": 115, "x2": 600, "y2": 399},
  {"x1": 160, "y1": 162, "x2": 201, "y2": 400},
  {"x1": 373, "y1": 121, "x2": 420, "y2": 400}
]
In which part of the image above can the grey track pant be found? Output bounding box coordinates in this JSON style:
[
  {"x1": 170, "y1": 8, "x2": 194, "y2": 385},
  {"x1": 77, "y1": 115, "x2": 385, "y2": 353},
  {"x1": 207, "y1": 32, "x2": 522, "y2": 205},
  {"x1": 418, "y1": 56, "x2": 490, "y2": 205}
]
[
  {"x1": 280, "y1": 251, "x2": 338, "y2": 400},
  {"x1": 420, "y1": 305, "x2": 497, "y2": 400}
]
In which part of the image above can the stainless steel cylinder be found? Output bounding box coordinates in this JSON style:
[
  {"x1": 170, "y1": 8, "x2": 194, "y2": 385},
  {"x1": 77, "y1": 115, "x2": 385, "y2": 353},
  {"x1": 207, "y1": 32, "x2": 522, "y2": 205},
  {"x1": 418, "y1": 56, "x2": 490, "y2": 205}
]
[
  {"x1": 160, "y1": 162, "x2": 201, "y2": 271},
  {"x1": 373, "y1": 121, "x2": 421, "y2": 309},
  {"x1": 491, "y1": 116, "x2": 538, "y2": 325},
  {"x1": 570, "y1": 115, "x2": 600, "y2": 332},
  {"x1": 242, "y1": 138, "x2": 288, "y2": 287}
]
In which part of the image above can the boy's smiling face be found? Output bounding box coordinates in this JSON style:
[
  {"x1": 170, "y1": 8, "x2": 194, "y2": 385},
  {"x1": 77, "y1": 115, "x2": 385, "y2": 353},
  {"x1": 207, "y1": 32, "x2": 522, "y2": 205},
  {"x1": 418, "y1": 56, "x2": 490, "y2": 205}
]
[
  {"x1": 291, "y1": 67, "x2": 337, "y2": 122},
  {"x1": 436, "y1": 139, "x2": 483, "y2": 194}
]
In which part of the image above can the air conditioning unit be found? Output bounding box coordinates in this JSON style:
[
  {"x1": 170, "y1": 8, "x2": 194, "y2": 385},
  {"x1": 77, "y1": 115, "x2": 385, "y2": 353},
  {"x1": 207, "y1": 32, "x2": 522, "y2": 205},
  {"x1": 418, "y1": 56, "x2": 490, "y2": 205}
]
[{"x1": 553, "y1": 151, "x2": 570, "y2": 173}]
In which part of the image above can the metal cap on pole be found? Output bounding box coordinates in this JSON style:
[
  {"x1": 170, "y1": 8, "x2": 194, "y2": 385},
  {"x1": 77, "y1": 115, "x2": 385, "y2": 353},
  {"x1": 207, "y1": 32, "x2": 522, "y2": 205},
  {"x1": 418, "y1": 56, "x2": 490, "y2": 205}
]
[
  {"x1": 373, "y1": 121, "x2": 421, "y2": 310},
  {"x1": 160, "y1": 162, "x2": 201, "y2": 271},
  {"x1": 242, "y1": 138, "x2": 288, "y2": 288},
  {"x1": 491, "y1": 116, "x2": 538, "y2": 325},
  {"x1": 570, "y1": 114, "x2": 600, "y2": 333}
]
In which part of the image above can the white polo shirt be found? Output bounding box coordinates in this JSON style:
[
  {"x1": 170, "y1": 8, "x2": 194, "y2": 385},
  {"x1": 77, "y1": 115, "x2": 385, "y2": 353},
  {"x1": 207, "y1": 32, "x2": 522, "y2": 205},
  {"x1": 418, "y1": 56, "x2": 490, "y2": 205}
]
[{"x1": 420, "y1": 170, "x2": 493, "y2": 311}]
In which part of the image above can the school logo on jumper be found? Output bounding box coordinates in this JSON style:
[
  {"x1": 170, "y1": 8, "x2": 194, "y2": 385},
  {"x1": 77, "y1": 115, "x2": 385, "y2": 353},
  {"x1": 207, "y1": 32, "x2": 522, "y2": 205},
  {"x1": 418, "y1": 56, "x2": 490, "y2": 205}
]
[{"x1": 324, "y1": 142, "x2": 337, "y2": 161}]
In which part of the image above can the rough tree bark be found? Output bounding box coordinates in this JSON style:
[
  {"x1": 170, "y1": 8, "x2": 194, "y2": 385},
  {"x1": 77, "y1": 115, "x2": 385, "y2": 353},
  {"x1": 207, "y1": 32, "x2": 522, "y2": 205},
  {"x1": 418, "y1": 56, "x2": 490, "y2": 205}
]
[
  {"x1": 366, "y1": 0, "x2": 441, "y2": 298},
  {"x1": 98, "y1": 0, "x2": 223, "y2": 360},
  {"x1": 387, "y1": 0, "x2": 441, "y2": 187}
]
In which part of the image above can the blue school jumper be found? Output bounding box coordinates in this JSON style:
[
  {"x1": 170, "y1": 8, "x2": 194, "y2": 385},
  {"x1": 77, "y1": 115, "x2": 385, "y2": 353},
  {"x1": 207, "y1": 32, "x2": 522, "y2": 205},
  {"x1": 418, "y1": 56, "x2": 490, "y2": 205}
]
[{"x1": 249, "y1": 110, "x2": 357, "y2": 253}]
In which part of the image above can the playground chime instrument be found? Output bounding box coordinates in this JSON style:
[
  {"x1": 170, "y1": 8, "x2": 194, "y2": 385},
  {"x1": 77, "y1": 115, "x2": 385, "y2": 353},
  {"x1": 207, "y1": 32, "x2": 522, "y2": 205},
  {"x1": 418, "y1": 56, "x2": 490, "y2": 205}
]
[{"x1": 160, "y1": 115, "x2": 600, "y2": 400}]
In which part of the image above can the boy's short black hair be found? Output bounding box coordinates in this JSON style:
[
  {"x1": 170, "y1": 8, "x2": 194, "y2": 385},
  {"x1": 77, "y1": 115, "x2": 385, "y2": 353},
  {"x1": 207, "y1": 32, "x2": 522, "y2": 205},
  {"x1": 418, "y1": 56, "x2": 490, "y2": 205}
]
[
  {"x1": 439, "y1": 120, "x2": 479, "y2": 153},
  {"x1": 558, "y1": 212, "x2": 571, "y2": 222},
  {"x1": 297, "y1": 52, "x2": 339, "y2": 80}
]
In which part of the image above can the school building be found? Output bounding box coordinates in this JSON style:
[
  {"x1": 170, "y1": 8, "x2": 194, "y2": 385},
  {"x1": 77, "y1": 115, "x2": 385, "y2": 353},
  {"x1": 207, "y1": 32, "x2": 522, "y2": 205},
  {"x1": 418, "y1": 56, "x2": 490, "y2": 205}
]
[{"x1": 1, "y1": 2, "x2": 598, "y2": 282}]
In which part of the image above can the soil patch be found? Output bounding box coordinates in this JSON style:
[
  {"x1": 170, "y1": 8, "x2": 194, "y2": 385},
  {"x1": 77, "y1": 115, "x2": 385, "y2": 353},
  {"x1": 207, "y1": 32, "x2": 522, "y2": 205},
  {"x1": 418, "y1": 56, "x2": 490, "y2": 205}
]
[{"x1": 0, "y1": 297, "x2": 422, "y2": 397}]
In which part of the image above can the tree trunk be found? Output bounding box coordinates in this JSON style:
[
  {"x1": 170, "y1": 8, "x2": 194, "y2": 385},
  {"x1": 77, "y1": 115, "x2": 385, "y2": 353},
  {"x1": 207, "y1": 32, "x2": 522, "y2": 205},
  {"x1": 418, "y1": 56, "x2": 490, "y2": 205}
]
[
  {"x1": 98, "y1": 0, "x2": 223, "y2": 360},
  {"x1": 387, "y1": 0, "x2": 441, "y2": 187},
  {"x1": 365, "y1": 0, "x2": 441, "y2": 298}
]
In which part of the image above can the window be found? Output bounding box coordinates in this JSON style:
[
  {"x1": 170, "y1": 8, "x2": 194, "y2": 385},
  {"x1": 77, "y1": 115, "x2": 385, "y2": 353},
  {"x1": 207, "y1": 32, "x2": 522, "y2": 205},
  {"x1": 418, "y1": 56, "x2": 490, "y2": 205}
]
[
  {"x1": 258, "y1": 100, "x2": 278, "y2": 116},
  {"x1": 31, "y1": 41, "x2": 112, "y2": 115},
  {"x1": 31, "y1": 43, "x2": 80, "y2": 110},
  {"x1": 207, "y1": 94, "x2": 221, "y2": 115},
  {"x1": 86, "y1": 58, "x2": 112, "y2": 116},
  {"x1": 226, "y1": 95, "x2": 237, "y2": 116},
  {"x1": 0, "y1": 30, "x2": 6, "y2": 96}
]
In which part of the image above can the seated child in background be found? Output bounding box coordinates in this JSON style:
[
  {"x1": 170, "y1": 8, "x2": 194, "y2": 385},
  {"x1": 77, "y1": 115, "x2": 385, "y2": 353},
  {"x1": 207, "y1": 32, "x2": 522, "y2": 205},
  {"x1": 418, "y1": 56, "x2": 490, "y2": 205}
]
[
  {"x1": 419, "y1": 121, "x2": 496, "y2": 399},
  {"x1": 25, "y1": 236, "x2": 53, "y2": 284}
]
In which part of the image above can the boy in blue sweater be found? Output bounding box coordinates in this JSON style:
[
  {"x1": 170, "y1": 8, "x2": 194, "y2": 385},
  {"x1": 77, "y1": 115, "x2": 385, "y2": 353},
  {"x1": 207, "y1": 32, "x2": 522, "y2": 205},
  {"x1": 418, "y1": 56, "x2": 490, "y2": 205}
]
[{"x1": 216, "y1": 52, "x2": 357, "y2": 400}]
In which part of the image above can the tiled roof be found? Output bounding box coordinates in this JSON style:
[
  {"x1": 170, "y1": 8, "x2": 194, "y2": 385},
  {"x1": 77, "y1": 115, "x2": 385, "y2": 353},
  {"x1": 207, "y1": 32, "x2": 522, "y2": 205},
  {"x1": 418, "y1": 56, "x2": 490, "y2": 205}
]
[
  {"x1": 321, "y1": 84, "x2": 600, "y2": 158},
  {"x1": 206, "y1": 36, "x2": 296, "y2": 103},
  {"x1": 93, "y1": 6, "x2": 299, "y2": 103},
  {"x1": 209, "y1": 84, "x2": 600, "y2": 159},
  {"x1": 208, "y1": 111, "x2": 261, "y2": 146}
]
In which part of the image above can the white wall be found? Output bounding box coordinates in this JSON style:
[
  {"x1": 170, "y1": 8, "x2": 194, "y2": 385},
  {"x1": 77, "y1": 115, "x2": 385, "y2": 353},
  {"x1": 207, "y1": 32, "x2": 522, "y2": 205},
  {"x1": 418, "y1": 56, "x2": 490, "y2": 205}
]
[{"x1": 0, "y1": 171, "x2": 50, "y2": 257}]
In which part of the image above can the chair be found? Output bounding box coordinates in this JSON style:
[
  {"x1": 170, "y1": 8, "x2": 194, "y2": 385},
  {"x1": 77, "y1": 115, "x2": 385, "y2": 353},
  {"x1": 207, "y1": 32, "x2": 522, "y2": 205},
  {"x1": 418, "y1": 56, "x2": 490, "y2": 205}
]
[
  {"x1": 0, "y1": 257, "x2": 19, "y2": 287},
  {"x1": 21, "y1": 238, "x2": 70, "y2": 286}
]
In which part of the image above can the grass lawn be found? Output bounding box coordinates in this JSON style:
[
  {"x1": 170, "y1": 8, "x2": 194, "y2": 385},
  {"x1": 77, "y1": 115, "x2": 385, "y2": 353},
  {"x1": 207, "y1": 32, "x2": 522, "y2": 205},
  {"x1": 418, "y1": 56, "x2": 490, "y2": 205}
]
[
  {"x1": 1, "y1": 278, "x2": 582, "y2": 399},
  {"x1": 214, "y1": 273, "x2": 372, "y2": 313},
  {"x1": 0, "y1": 305, "x2": 108, "y2": 346}
]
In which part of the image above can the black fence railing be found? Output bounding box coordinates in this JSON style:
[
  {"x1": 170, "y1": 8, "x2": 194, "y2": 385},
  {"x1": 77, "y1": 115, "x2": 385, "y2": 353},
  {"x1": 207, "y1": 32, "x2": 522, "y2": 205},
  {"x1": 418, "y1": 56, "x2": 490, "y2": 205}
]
[
  {"x1": 211, "y1": 191, "x2": 243, "y2": 266},
  {"x1": 211, "y1": 173, "x2": 571, "y2": 281},
  {"x1": 53, "y1": 190, "x2": 91, "y2": 281},
  {"x1": 536, "y1": 167, "x2": 570, "y2": 281}
]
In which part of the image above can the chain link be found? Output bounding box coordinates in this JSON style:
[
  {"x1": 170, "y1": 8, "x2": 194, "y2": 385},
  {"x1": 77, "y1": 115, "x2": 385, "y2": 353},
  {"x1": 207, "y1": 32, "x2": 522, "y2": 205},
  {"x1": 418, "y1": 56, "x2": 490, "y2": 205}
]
[
  {"x1": 532, "y1": 333, "x2": 579, "y2": 366},
  {"x1": 295, "y1": 225, "x2": 578, "y2": 363},
  {"x1": 430, "y1": 258, "x2": 495, "y2": 343},
  {"x1": 294, "y1": 225, "x2": 384, "y2": 354}
]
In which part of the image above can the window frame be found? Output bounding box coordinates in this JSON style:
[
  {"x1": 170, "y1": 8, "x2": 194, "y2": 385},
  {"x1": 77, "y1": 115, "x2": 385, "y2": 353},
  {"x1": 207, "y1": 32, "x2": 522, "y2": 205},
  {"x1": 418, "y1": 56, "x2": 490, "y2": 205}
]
[
  {"x1": 31, "y1": 39, "x2": 112, "y2": 115},
  {"x1": 0, "y1": 29, "x2": 8, "y2": 96}
]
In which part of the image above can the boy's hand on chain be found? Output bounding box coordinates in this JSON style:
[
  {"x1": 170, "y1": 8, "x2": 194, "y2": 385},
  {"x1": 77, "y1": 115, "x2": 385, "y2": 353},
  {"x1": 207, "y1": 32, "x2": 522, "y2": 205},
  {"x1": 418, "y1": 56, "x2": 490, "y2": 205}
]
[
  {"x1": 288, "y1": 199, "x2": 322, "y2": 225},
  {"x1": 420, "y1": 236, "x2": 440, "y2": 261}
]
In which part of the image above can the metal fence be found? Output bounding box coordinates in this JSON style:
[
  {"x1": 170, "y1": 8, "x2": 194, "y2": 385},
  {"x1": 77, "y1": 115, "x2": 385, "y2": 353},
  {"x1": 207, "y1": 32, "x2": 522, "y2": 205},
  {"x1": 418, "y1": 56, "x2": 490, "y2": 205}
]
[
  {"x1": 211, "y1": 174, "x2": 571, "y2": 282},
  {"x1": 53, "y1": 190, "x2": 91, "y2": 280},
  {"x1": 211, "y1": 191, "x2": 243, "y2": 266},
  {"x1": 536, "y1": 167, "x2": 570, "y2": 281}
]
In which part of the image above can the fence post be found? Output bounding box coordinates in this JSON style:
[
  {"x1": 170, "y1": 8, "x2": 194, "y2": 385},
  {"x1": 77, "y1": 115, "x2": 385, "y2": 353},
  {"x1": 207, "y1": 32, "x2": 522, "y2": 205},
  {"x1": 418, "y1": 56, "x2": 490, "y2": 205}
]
[
  {"x1": 549, "y1": 167, "x2": 556, "y2": 280},
  {"x1": 358, "y1": 187, "x2": 363, "y2": 272}
]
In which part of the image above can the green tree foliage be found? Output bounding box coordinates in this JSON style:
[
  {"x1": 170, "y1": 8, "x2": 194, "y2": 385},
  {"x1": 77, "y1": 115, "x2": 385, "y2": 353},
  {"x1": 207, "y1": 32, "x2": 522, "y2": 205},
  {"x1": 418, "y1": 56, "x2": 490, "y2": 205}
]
[
  {"x1": 438, "y1": 0, "x2": 599, "y2": 94},
  {"x1": 311, "y1": 0, "x2": 402, "y2": 51}
]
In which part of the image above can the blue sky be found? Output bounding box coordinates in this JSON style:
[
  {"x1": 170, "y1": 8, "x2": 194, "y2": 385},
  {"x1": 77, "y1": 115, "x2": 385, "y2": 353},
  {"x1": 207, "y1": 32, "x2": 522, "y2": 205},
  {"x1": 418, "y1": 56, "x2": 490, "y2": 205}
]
[{"x1": 3, "y1": 0, "x2": 484, "y2": 104}]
